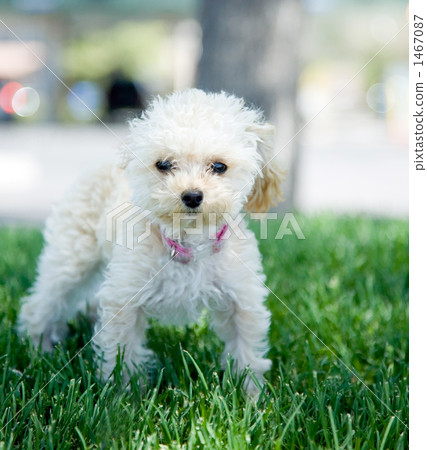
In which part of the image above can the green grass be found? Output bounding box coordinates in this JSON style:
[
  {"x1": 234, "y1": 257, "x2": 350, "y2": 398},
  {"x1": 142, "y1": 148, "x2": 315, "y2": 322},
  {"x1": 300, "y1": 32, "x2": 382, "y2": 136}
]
[{"x1": 0, "y1": 215, "x2": 408, "y2": 449}]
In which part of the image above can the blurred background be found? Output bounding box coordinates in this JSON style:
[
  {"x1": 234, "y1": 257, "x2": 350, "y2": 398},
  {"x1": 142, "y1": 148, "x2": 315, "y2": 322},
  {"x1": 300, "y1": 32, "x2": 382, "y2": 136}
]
[{"x1": 0, "y1": 0, "x2": 408, "y2": 222}]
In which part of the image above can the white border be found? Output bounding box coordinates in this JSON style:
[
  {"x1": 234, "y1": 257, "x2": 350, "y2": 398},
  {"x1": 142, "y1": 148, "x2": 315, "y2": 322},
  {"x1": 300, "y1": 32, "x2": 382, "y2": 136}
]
[{"x1": 409, "y1": 0, "x2": 427, "y2": 446}]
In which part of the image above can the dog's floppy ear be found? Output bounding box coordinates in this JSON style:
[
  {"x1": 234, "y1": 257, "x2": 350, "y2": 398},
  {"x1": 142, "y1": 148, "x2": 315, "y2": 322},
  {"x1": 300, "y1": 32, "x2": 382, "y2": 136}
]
[{"x1": 245, "y1": 123, "x2": 285, "y2": 212}]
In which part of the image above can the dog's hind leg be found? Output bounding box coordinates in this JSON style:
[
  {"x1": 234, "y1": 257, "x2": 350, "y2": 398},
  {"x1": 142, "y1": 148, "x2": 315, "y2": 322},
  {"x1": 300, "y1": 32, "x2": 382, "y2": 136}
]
[{"x1": 17, "y1": 173, "x2": 109, "y2": 351}]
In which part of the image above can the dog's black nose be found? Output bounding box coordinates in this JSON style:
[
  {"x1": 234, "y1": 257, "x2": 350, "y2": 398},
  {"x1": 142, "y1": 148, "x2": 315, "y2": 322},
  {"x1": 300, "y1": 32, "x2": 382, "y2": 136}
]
[{"x1": 181, "y1": 190, "x2": 203, "y2": 208}]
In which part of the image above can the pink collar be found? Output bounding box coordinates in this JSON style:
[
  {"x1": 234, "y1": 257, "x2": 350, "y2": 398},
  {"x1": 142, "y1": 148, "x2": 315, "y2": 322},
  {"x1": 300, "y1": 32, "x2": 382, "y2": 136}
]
[{"x1": 162, "y1": 224, "x2": 229, "y2": 264}]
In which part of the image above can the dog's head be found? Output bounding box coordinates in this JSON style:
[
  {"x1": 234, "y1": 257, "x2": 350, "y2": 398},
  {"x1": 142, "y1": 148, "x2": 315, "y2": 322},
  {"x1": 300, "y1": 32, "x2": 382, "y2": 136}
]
[{"x1": 123, "y1": 89, "x2": 285, "y2": 227}]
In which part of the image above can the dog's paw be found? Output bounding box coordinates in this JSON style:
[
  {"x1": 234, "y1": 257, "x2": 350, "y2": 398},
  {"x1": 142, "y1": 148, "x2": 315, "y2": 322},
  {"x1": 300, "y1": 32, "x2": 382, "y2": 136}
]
[
  {"x1": 39, "y1": 333, "x2": 54, "y2": 352},
  {"x1": 244, "y1": 378, "x2": 261, "y2": 399},
  {"x1": 26, "y1": 323, "x2": 68, "y2": 353},
  {"x1": 34, "y1": 327, "x2": 67, "y2": 353},
  {"x1": 17, "y1": 296, "x2": 69, "y2": 352},
  {"x1": 96, "y1": 346, "x2": 159, "y2": 387},
  {"x1": 242, "y1": 358, "x2": 271, "y2": 399}
]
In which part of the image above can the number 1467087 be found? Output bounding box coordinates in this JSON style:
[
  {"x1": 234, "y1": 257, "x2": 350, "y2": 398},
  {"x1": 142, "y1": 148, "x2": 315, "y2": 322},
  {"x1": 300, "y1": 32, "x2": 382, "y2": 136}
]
[{"x1": 414, "y1": 15, "x2": 424, "y2": 66}]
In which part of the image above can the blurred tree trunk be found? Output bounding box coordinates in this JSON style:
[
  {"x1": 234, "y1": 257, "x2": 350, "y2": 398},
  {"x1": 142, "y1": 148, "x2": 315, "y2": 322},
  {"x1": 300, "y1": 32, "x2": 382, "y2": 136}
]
[{"x1": 197, "y1": 0, "x2": 301, "y2": 210}]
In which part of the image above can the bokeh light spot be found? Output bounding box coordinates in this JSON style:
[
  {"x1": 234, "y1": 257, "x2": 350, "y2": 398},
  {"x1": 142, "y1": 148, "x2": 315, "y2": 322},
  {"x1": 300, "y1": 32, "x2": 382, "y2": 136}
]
[
  {"x1": 12, "y1": 87, "x2": 41, "y2": 117},
  {"x1": 366, "y1": 83, "x2": 395, "y2": 114},
  {"x1": 67, "y1": 81, "x2": 103, "y2": 121},
  {"x1": 0, "y1": 82, "x2": 23, "y2": 114}
]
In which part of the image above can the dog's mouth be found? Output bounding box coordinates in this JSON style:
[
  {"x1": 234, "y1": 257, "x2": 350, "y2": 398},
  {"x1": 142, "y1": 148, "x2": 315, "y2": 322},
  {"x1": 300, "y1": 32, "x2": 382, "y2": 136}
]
[
  {"x1": 175, "y1": 203, "x2": 204, "y2": 214},
  {"x1": 182, "y1": 207, "x2": 201, "y2": 214}
]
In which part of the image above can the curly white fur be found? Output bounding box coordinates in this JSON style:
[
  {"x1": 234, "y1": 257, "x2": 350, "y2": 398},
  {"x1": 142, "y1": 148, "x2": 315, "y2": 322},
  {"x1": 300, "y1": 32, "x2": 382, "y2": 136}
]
[{"x1": 18, "y1": 89, "x2": 285, "y2": 396}]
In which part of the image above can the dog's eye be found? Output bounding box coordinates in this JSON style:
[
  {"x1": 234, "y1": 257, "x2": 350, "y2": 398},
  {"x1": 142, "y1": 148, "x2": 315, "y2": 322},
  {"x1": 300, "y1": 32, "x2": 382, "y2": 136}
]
[
  {"x1": 156, "y1": 160, "x2": 173, "y2": 172},
  {"x1": 211, "y1": 162, "x2": 227, "y2": 174}
]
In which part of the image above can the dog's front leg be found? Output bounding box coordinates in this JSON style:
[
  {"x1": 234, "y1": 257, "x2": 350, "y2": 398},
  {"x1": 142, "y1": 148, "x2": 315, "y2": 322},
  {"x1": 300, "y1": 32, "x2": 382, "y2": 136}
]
[
  {"x1": 211, "y1": 301, "x2": 272, "y2": 397},
  {"x1": 92, "y1": 273, "x2": 155, "y2": 383}
]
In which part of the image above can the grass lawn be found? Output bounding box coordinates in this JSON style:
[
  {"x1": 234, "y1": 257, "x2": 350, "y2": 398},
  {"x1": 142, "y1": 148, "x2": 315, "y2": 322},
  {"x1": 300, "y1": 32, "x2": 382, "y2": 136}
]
[{"x1": 0, "y1": 215, "x2": 408, "y2": 449}]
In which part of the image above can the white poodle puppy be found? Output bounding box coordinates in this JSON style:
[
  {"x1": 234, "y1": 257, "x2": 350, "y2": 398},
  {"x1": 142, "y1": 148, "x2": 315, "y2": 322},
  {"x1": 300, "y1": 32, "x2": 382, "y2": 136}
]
[{"x1": 18, "y1": 89, "x2": 284, "y2": 395}]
